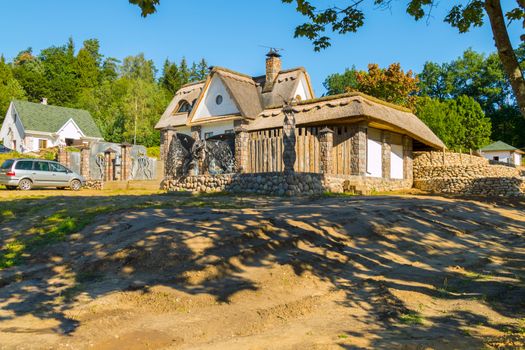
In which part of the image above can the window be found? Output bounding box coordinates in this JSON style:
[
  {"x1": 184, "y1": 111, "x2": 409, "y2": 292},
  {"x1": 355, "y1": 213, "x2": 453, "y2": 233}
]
[
  {"x1": 49, "y1": 162, "x2": 67, "y2": 173},
  {"x1": 215, "y1": 95, "x2": 223, "y2": 105},
  {"x1": 65, "y1": 138, "x2": 74, "y2": 146},
  {"x1": 15, "y1": 161, "x2": 33, "y2": 170},
  {"x1": 34, "y1": 161, "x2": 50, "y2": 172},
  {"x1": 204, "y1": 132, "x2": 213, "y2": 139},
  {"x1": 177, "y1": 101, "x2": 192, "y2": 113},
  {"x1": 1, "y1": 159, "x2": 14, "y2": 170},
  {"x1": 38, "y1": 139, "x2": 48, "y2": 149},
  {"x1": 225, "y1": 129, "x2": 234, "y2": 134},
  {"x1": 493, "y1": 156, "x2": 499, "y2": 161}
]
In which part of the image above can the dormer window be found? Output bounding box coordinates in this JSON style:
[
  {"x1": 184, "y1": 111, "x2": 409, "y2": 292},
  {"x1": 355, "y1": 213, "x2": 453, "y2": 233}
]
[
  {"x1": 215, "y1": 95, "x2": 223, "y2": 105},
  {"x1": 177, "y1": 101, "x2": 192, "y2": 113}
]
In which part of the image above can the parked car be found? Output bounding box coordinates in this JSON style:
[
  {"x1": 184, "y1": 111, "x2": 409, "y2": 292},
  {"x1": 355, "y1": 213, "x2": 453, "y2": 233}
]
[{"x1": 0, "y1": 159, "x2": 85, "y2": 191}]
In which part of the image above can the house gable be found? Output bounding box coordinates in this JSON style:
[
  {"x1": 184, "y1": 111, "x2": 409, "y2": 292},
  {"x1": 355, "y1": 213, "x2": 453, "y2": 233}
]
[
  {"x1": 57, "y1": 118, "x2": 85, "y2": 140},
  {"x1": 190, "y1": 75, "x2": 240, "y2": 123},
  {"x1": 293, "y1": 73, "x2": 314, "y2": 101}
]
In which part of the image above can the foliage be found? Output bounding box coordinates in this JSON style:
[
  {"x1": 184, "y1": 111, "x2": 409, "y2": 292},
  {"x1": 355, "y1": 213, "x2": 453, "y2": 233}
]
[
  {"x1": 419, "y1": 45, "x2": 525, "y2": 148},
  {"x1": 0, "y1": 56, "x2": 26, "y2": 116},
  {"x1": 323, "y1": 63, "x2": 419, "y2": 110},
  {"x1": 353, "y1": 63, "x2": 419, "y2": 110},
  {"x1": 2, "y1": 38, "x2": 208, "y2": 147},
  {"x1": 416, "y1": 96, "x2": 491, "y2": 151},
  {"x1": 323, "y1": 66, "x2": 358, "y2": 95},
  {"x1": 147, "y1": 146, "x2": 160, "y2": 159}
]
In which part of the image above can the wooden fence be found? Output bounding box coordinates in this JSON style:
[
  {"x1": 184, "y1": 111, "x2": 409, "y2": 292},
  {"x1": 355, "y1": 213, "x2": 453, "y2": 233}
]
[
  {"x1": 247, "y1": 127, "x2": 322, "y2": 173},
  {"x1": 331, "y1": 126, "x2": 354, "y2": 175}
]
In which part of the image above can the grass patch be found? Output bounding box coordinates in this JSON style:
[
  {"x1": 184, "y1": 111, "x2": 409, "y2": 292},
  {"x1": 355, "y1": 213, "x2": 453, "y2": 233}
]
[
  {"x1": 0, "y1": 191, "x2": 245, "y2": 270},
  {"x1": 399, "y1": 312, "x2": 424, "y2": 325}
]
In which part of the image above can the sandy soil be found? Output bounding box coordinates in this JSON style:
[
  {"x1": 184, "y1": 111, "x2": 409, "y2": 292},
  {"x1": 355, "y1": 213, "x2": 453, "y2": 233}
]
[{"x1": 0, "y1": 192, "x2": 524, "y2": 349}]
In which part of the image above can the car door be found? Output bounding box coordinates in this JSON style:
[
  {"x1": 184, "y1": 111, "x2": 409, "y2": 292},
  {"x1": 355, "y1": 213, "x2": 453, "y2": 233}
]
[
  {"x1": 32, "y1": 161, "x2": 54, "y2": 186},
  {"x1": 49, "y1": 162, "x2": 71, "y2": 186}
]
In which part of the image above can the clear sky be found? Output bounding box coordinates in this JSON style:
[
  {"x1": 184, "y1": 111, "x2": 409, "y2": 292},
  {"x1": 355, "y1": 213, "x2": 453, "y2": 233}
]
[{"x1": 0, "y1": 1, "x2": 521, "y2": 95}]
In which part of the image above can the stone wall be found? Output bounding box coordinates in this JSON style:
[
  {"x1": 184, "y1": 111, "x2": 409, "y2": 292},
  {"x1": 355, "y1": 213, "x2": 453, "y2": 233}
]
[
  {"x1": 164, "y1": 172, "x2": 413, "y2": 196},
  {"x1": 413, "y1": 151, "x2": 525, "y2": 197}
]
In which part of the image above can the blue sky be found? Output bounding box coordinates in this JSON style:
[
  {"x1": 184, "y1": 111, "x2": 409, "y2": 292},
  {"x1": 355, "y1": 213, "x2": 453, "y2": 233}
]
[{"x1": 0, "y1": 1, "x2": 521, "y2": 94}]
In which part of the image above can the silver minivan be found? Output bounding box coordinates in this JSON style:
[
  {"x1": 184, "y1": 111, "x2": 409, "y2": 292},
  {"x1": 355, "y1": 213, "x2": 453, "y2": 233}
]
[{"x1": 0, "y1": 159, "x2": 85, "y2": 191}]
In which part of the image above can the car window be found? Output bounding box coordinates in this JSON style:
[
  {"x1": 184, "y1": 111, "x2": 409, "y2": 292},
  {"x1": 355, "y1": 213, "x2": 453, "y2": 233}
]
[
  {"x1": 1, "y1": 159, "x2": 14, "y2": 170},
  {"x1": 49, "y1": 162, "x2": 67, "y2": 173},
  {"x1": 34, "y1": 161, "x2": 50, "y2": 172},
  {"x1": 15, "y1": 161, "x2": 33, "y2": 170}
]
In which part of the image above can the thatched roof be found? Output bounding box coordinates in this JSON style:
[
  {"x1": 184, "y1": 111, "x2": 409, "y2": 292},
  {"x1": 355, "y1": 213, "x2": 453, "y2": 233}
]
[
  {"x1": 155, "y1": 81, "x2": 204, "y2": 129},
  {"x1": 247, "y1": 92, "x2": 445, "y2": 149},
  {"x1": 254, "y1": 68, "x2": 314, "y2": 108},
  {"x1": 214, "y1": 68, "x2": 263, "y2": 119}
]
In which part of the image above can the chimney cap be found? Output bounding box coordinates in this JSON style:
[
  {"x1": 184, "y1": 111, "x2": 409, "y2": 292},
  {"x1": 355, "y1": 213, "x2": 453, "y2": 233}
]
[{"x1": 266, "y1": 48, "x2": 282, "y2": 58}]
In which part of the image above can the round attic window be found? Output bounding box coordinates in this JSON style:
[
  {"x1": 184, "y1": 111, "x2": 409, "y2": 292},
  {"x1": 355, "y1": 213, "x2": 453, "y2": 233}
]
[{"x1": 216, "y1": 95, "x2": 223, "y2": 105}]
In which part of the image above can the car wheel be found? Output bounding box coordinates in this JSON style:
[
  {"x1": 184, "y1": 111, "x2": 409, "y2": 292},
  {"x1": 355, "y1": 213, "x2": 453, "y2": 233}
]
[
  {"x1": 18, "y1": 179, "x2": 32, "y2": 191},
  {"x1": 70, "y1": 179, "x2": 82, "y2": 191},
  {"x1": 5, "y1": 186, "x2": 16, "y2": 190}
]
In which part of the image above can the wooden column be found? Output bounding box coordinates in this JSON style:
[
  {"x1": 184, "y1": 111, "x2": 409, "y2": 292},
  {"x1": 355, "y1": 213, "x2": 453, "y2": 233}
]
[{"x1": 319, "y1": 127, "x2": 334, "y2": 174}]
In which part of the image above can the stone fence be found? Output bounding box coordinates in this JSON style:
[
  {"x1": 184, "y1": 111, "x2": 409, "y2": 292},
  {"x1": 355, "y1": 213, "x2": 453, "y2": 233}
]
[
  {"x1": 164, "y1": 173, "x2": 412, "y2": 196},
  {"x1": 413, "y1": 151, "x2": 525, "y2": 197}
]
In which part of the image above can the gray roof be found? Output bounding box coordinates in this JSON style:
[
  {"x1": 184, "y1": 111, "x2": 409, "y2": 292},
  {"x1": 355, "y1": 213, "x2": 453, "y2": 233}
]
[{"x1": 12, "y1": 100, "x2": 102, "y2": 138}]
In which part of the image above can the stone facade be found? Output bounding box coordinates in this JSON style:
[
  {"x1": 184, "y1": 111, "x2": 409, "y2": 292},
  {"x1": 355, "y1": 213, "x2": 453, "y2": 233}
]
[
  {"x1": 164, "y1": 172, "x2": 413, "y2": 196},
  {"x1": 413, "y1": 151, "x2": 525, "y2": 197}
]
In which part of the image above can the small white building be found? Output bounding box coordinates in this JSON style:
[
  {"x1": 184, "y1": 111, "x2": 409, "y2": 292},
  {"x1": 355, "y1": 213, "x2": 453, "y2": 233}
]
[
  {"x1": 0, "y1": 100, "x2": 103, "y2": 153},
  {"x1": 480, "y1": 141, "x2": 524, "y2": 166}
]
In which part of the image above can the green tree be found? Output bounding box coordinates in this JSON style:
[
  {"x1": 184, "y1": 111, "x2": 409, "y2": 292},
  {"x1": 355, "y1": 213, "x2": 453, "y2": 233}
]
[
  {"x1": 0, "y1": 56, "x2": 26, "y2": 119},
  {"x1": 324, "y1": 63, "x2": 419, "y2": 110},
  {"x1": 132, "y1": 0, "x2": 525, "y2": 122},
  {"x1": 416, "y1": 96, "x2": 491, "y2": 151},
  {"x1": 323, "y1": 67, "x2": 358, "y2": 95},
  {"x1": 121, "y1": 53, "x2": 156, "y2": 82},
  {"x1": 12, "y1": 48, "x2": 50, "y2": 103}
]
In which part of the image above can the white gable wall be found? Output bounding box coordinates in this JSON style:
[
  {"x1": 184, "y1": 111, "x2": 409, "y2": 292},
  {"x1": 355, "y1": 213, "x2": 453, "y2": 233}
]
[
  {"x1": 192, "y1": 77, "x2": 239, "y2": 122},
  {"x1": 0, "y1": 103, "x2": 25, "y2": 152},
  {"x1": 514, "y1": 152, "x2": 522, "y2": 166},
  {"x1": 293, "y1": 74, "x2": 312, "y2": 101},
  {"x1": 57, "y1": 119, "x2": 84, "y2": 143}
]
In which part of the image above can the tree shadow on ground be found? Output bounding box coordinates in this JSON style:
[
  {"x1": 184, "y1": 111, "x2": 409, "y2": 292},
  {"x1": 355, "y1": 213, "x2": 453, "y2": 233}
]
[{"x1": 0, "y1": 192, "x2": 524, "y2": 348}]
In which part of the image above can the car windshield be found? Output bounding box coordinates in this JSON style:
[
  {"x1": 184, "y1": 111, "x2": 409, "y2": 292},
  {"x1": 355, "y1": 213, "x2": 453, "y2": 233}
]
[{"x1": 1, "y1": 159, "x2": 14, "y2": 170}]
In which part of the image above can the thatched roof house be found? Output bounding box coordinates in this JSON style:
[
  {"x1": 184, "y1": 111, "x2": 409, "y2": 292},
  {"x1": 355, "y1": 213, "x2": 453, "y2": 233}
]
[{"x1": 157, "y1": 51, "x2": 444, "y2": 191}]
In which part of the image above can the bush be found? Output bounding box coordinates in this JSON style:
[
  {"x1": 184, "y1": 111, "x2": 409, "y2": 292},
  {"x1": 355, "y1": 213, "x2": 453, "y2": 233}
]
[{"x1": 147, "y1": 146, "x2": 160, "y2": 159}]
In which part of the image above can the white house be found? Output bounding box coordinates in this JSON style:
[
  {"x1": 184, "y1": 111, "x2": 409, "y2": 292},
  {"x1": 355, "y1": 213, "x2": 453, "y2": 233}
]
[
  {"x1": 0, "y1": 100, "x2": 103, "y2": 153},
  {"x1": 480, "y1": 141, "x2": 524, "y2": 166}
]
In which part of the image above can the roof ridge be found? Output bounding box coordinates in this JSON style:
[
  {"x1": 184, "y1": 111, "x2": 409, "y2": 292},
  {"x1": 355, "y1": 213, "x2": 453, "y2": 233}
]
[
  {"x1": 13, "y1": 99, "x2": 91, "y2": 114},
  {"x1": 180, "y1": 80, "x2": 206, "y2": 88}
]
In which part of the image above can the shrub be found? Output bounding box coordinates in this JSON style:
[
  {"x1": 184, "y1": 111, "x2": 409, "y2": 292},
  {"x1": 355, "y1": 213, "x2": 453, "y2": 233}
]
[{"x1": 147, "y1": 146, "x2": 161, "y2": 159}]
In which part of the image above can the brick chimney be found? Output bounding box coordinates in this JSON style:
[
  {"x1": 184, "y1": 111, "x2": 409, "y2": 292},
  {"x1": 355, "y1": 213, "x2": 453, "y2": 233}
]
[{"x1": 264, "y1": 49, "x2": 281, "y2": 92}]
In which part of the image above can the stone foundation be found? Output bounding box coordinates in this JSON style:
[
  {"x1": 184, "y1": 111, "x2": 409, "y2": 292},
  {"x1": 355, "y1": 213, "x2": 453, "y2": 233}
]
[
  {"x1": 84, "y1": 180, "x2": 103, "y2": 190},
  {"x1": 164, "y1": 173, "x2": 413, "y2": 196},
  {"x1": 413, "y1": 151, "x2": 525, "y2": 197}
]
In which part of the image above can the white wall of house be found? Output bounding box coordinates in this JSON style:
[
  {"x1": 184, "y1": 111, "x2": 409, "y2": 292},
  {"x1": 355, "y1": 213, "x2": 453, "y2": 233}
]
[
  {"x1": 0, "y1": 103, "x2": 25, "y2": 152},
  {"x1": 514, "y1": 152, "x2": 522, "y2": 165},
  {"x1": 192, "y1": 77, "x2": 239, "y2": 122},
  {"x1": 390, "y1": 144, "x2": 404, "y2": 179},
  {"x1": 174, "y1": 120, "x2": 235, "y2": 140},
  {"x1": 294, "y1": 74, "x2": 312, "y2": 101},
  {"x1": 482, "y1": 151, "x2": 513, "y2": 164},
  {"x1": 57, "y1": 119, "x2": 84, "y2": 144},
  {"x1": 366, "y1": 128, "x2": 382, "y2": 177}
]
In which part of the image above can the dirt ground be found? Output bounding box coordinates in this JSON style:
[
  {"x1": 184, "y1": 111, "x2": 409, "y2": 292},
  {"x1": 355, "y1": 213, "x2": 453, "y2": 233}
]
[{"x1": 0, "y1": 189, "x2": 524, "y2": 349}]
